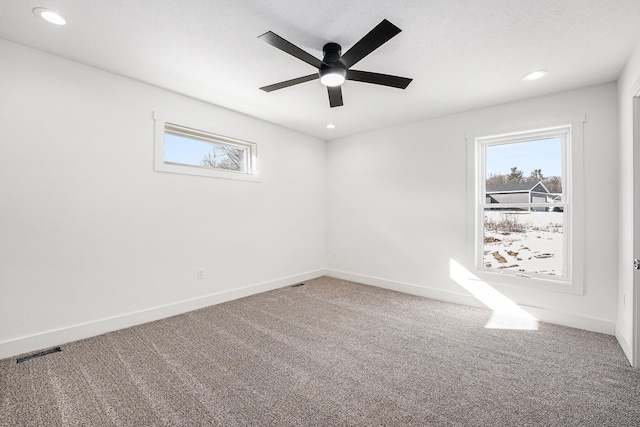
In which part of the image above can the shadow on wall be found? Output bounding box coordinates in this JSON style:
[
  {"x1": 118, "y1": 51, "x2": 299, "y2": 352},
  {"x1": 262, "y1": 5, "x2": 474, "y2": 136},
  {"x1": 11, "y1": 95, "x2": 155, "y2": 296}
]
[{"x1": 449, "y1": 259, "x2": 539, "y2": 330}]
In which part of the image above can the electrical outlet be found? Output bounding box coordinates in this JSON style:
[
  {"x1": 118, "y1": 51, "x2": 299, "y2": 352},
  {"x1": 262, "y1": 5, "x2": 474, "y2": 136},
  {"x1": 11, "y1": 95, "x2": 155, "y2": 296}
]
[
  {"x1": 197, "y1": 268, "x2": 205, "y2": 280},
  {"x1": 333, "y1": 250, "x2": 337, "y2": 259}
]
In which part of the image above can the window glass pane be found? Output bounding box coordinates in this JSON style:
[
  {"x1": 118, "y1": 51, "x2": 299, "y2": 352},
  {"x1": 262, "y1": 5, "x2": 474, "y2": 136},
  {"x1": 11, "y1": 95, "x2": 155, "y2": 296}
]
[
  {"x1": 164, "y1": 134, "x2": 247, "y2": 172},
  {"x1": 485, "y1": 137, "x2": 563, "y2": 196},
  {"x1": 200, "y1": 146, "x2": 247, "y2": 172},
  {"x1": 483, "y1": 208, "x2": 564, "y2": 277}
]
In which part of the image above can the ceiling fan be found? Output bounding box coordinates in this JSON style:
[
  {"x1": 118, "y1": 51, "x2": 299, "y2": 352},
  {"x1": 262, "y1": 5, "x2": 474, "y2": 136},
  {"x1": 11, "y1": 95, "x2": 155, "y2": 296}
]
[{"x1": 258, "y1": 19, "x2": 412, "y2": 108}]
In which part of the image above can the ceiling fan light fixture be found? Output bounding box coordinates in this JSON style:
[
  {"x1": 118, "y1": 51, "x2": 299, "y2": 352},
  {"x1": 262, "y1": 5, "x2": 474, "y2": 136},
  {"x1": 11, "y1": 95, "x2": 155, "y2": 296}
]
[
  {"x1": 523, "y1": 70, "x2": 548, "y2": 81},
  {"x1": 319, "y1": 67, "x2": 347, "y2": 87},
  {"x1": 326, "y1": 124, "x2": 336, "y2": 129},
  {"x1": 33, "y1": 8, "x2": 66, "y2": 25}
]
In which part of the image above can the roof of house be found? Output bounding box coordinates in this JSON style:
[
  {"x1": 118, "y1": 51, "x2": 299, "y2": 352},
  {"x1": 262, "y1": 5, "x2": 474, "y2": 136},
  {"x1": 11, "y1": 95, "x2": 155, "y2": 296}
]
[{"x1": 486, "y1": 181, "x2": 549, "y2": 193}]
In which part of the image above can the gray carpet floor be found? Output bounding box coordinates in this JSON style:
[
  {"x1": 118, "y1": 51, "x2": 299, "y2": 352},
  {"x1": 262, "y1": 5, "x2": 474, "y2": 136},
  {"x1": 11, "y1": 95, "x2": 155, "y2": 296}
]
[{"x1": 1, "y1": 276, "x2": 639, "y2": 426}]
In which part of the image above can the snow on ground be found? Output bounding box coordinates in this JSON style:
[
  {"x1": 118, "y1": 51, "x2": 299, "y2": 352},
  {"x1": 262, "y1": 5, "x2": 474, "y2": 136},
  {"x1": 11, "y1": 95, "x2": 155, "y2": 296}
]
[{"x1": 483, "y1": 211, "x2": 563, "y2": 277}]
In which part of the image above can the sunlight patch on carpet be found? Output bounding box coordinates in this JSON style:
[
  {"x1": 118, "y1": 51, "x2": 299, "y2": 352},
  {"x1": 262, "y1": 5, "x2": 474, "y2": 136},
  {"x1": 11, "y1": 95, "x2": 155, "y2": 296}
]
[{"x1": 449, "y1": 259, "x2": 538, "y2": 330}]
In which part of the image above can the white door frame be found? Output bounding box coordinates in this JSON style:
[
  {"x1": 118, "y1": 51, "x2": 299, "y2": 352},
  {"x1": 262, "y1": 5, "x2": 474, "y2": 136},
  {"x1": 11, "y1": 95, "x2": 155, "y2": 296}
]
[{"x1": 633, "y1": 94, "x2": 640, "y2": 368}]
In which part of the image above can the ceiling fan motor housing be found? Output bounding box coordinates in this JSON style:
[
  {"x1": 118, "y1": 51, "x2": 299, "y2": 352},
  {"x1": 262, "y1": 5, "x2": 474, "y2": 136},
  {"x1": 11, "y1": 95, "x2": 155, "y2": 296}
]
[{"x1": 322, "y1": 43, "x2": 342, "y2": 64}]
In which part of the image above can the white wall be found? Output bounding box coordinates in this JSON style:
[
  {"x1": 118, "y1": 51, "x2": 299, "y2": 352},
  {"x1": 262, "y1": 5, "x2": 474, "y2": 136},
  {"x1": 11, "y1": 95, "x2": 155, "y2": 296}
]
[
  {"x1": 616, "y1": 40, "x2": 640, "y2": 364},
  {"x1": 327, "y1": 83, "x2": 619, "y2": 333},
  {"x1": 0, "y1": 37, "x2": 626, "y2": 360},
  {"x1": 0, "y1": 40, "x2": 326, "y2": 358}
]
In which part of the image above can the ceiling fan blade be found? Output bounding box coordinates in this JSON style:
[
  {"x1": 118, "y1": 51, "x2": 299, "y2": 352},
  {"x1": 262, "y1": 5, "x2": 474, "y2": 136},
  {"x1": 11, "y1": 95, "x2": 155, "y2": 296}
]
[
  {"x1": 347, "y1": 70, "x2": 412, "y2": 89},
  {"x1": 327, "y1": 86, "x2": 343, "y2": 108},
  {"x1": 258, "y1": 31, "x2": 325, "y2": 69},
  {"x1": 260, "y1": 74, "x2": 319, "y2": 92},
  {"x1": 339, "y1": 19, "x2": 402, "y2": 68}
]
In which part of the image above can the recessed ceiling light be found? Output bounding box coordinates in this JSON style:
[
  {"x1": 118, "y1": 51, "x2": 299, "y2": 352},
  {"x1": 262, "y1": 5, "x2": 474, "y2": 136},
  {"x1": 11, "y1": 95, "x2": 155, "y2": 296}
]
[
  {"x1": 33, "y1": 8, "x2": 66, "y2": 25},
  {"x1": 326, "y1": 124, "x2": 336, "y2": 129},
  {"x1": 523, "y1": 70, "x2": 548, "y2": 81}
]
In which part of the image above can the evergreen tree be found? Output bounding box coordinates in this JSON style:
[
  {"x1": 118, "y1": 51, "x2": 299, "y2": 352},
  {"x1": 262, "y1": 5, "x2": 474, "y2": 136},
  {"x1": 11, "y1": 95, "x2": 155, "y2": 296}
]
[{"x1": 506, "y1": 167, "x2": 524, "y2": 183}]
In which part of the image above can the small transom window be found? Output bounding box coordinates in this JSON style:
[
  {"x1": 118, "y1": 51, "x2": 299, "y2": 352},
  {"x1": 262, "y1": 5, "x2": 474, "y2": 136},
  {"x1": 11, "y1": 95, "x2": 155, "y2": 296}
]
[{"x1": 154, "y1": 113, "x2": 258, "y2": 181}]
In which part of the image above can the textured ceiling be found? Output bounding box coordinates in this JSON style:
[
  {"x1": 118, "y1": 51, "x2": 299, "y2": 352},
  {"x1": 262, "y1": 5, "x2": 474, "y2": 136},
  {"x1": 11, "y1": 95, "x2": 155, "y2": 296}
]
[{"x1": 2, "y1": 0, "x2": 640, "y2": 140}]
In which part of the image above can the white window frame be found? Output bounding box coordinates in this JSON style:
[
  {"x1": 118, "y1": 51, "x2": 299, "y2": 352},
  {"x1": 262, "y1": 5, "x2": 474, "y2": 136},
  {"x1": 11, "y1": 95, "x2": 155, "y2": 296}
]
[
  {"x1": 153, "y1": 112, "x2": 259, "y2": 181},
  {"x1": 466, "y1": 116, "x2": 585, "y2": 295}
]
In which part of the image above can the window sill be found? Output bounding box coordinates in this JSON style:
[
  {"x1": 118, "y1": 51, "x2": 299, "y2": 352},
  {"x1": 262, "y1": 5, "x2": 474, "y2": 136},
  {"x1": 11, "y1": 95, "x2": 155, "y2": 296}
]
[
  {"x1": 155, "y1": 161, "x2": 261, "y2": 182},
  {"x1": 474, "y1": 269, "x2": 583, "y2": 295}
]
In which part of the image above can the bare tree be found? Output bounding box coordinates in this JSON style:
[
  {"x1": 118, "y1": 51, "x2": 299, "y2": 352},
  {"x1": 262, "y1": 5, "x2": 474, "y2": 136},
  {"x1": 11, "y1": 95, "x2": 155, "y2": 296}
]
[
  {"x1": 543, "y1": 176, "x2": 562, "y2": 193},
  {"x1": 486, "y1": 168, "x2": 561, "y2": 193},
  {"x1": 528, "y1": 169, "x2": 544, "y2": 182},
  {"x1": 200, "y1": 145, "x2": 245, "y2": 171},
  {"x1": 486, "y1": 173, "x2": 507, "y2": 186}
]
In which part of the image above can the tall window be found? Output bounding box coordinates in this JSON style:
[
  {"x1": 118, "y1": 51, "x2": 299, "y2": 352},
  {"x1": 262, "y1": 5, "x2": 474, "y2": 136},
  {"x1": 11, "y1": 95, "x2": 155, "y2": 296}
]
[
  {"x1": 476, "y1": 126, "x2": 572, "y2": 284},
  {"x1": 153, "y1": 112, "x2": 259, "y2": 181}
]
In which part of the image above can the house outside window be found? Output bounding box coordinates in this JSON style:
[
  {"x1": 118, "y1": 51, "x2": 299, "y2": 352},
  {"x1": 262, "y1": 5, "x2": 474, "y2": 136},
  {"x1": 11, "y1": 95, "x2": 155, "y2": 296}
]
[{"x1": 485, "y1": 181, "x2": 558, "y2": 212}]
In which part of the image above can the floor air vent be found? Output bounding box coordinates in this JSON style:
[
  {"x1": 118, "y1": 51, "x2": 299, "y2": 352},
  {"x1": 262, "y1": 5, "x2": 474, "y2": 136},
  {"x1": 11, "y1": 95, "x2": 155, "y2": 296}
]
[
  {"x1": 16, "y1": 347, "x2": 62, "y2": 364},
  {"x1": 291, "y1": 283, "x2": 306, "y2": 288}
]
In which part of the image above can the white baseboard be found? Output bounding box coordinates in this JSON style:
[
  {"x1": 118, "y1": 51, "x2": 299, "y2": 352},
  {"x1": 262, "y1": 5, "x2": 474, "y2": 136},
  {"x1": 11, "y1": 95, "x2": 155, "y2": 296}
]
[
  {"x1": 2, "y1": 268, "x2": 617, "y2": 360},
  {"x1": 0, "y1": 269, "x2": 326, "y2": 360},
  {"x1": 328, "y1": 269, "x2": 481, "y2": 306},
  {"x1": 326, "y1": 269, "x2": 616, "y2": 336}
]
